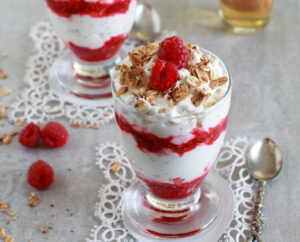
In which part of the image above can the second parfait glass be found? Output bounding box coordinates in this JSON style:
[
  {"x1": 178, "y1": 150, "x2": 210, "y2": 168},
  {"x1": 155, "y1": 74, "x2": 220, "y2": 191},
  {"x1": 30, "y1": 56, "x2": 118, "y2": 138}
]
[
  {"x1": 112, "y1": 49, "x2": 232, "y2": 240},
  {"x1": 45, "y1": 0, "x2": 137, "y2": 105}
]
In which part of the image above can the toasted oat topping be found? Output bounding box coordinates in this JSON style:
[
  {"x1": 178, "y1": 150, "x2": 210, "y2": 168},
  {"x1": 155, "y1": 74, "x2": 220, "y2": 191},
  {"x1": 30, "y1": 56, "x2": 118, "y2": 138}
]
[
  {"x1": 191, "y1": 90, "x2": 205, "y2": 107},
  {"x1": 134, "y1": 100, "x2": 147, "y2": 111},
  {"x1": 114, "y1": 42, "x2": 228, "y2": 111},
  {"x1": 209, "y1": 76, "x2": 228, "y2": 89}
]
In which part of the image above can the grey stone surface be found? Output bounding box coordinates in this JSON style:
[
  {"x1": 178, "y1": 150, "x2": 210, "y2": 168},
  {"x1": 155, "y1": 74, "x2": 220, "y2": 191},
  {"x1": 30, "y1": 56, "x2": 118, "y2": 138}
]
[{"x1": 0, "y1": 0, "x2": 299, "y2": 241}]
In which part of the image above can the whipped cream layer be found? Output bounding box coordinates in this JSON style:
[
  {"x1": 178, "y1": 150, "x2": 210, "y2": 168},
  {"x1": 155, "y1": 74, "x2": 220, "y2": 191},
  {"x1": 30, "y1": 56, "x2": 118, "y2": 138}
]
[
  {"x1": 113, "y1": 42, "x2": 231, "y2": 196},
  {"x1": 47, "y1": 0, "x2": 137, "y2": 49}
]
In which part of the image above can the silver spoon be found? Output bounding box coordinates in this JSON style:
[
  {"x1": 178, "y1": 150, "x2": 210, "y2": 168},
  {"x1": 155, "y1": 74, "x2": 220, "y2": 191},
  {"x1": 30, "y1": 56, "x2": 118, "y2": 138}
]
[
  {"x1": 132, "y1": 3, "x2": 161, "y2": 43},
  {"x1": 246, "y1": 138, "x2": 283, "y2": 242}
]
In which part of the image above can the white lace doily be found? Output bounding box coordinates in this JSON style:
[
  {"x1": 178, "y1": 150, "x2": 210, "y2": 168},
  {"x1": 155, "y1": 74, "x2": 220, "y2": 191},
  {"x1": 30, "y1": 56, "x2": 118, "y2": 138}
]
[
  {"x1": 8, "y1": 22, "x2": 174, "y2": 126},
  {"x1": 87, "y1": 136, "x2": 256, "y2": 242}
]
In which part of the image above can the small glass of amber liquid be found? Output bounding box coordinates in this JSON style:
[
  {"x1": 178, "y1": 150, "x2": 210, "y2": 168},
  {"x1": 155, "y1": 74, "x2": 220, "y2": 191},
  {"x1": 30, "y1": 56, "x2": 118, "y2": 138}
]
[{"x1": 219, "y1": 0, "x2": 273, "y2": 33}]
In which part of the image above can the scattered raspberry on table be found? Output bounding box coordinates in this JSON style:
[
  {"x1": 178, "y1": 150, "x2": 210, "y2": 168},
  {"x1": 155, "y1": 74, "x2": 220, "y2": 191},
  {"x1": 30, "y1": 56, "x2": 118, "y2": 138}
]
[
  {"x1": 18, "y1": 123, "x2": 41, "y2": 147},
  {"x1": 158, "y1": 36, "x2": 190, "y2": 69},
  {"x1": 28, "y1": 160, "x2": 54, "y2": 190},
  {"x1": 41, "y1": 122, "x2": 69, "y2": 148}
]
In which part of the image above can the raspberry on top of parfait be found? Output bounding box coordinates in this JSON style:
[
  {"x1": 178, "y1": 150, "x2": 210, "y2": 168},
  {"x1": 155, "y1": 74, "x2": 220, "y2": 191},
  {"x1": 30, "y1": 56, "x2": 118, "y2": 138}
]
[{"x1": 114, "y1": 36, "x2": 229, "y2": 114}]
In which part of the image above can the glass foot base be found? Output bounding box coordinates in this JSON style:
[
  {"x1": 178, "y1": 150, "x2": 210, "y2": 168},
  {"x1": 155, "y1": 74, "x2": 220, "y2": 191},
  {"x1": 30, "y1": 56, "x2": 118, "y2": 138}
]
[
  {"x1": 48, "y1": 51, "x2": 122, "y2": 106},
  {"x1": 123, "y1": 171, "x2": 233, "y2": 241}
]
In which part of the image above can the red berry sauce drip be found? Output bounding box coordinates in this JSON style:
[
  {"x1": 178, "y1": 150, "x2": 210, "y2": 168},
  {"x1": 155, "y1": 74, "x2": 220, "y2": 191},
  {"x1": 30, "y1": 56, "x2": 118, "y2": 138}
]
[
  {"x1": 152, "y1": 215, "x2": 188, "y2": 224},
  {"x1": 68, "y1": 33, "x2": 128, "y2": 62},
  {"x1": 115, "y1": 112, "x2": 229, "y2": 157},
  {"x1": 138, "y1": 171, "x2": 208, "y2": 200},
  {"x1": 46, "y1": 0, "x2": 132, "y2": 18},
  {"x1": 145, "y1": 228, "x2": 202, "y2": 239}
]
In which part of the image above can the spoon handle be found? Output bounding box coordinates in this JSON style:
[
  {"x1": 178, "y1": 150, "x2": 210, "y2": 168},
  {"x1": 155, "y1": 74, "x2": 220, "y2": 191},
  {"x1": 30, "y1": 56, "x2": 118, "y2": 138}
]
[{"x1": 247, "y1": 180, "x2": 266, "y2": 242}]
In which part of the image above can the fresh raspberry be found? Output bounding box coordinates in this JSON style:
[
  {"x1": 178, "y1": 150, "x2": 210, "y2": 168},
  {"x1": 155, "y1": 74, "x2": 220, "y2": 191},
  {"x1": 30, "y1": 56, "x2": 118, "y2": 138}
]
[
  {"x1": 27, "y1": 160, "x2": 54, "y2": 190},
  {"x1": 150, "y1": 60, "x2": 179, "y2": 91},
  {"x1": 41, "y1": 122, "x2": 69, "y2": 148},
  {"x1": 158, "y1": 36, "x2": 190, "y2": 69},
  {"x1": 19, "y1": 123, "x2": 41, "y2": 147}
]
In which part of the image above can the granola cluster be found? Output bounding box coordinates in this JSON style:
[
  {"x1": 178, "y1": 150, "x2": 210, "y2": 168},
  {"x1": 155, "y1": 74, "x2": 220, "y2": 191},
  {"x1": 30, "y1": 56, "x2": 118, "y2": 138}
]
[{"x1": 115, "y1": 41, "x2": 229, "y2": 112}]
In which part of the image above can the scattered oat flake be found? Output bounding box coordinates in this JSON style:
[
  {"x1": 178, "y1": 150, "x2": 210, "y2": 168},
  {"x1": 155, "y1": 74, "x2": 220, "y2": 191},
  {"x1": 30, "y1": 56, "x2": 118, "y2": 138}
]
[
  {"x1": 112, "y1": 161, "x2": 122, "y2": 173},
  {"x1": 48, "y1": 226, "x2": 54, "y2": 230},
  {"x1": 15, "y1": 121, "x2": 25, "y2": 127},
  {"x1": 71, "y1": 123, "x2": 80, "y2": 128},
  {"x1": 2, "y1": 53, "x2": 8, "y2": 58},
  {"x1": 0, "y1": 202, "x2": 10, "y2": 209},
  {"x1": 0, "y1": 105, "x2": 6, "y2": 119},
  {"x1": 0, "y1": 88, "x2": 12, "y2": 97},
  {"x1": 6, "y1": 220, "x2": 10, "y2": 225},
  {"x1": 5, "y1": 236, "x2": 14, "y2": 242},
  {"x1": 0, "y1": 69, "x2": 7, "y2": 79},
  {"x1": 4, "y1": 210, "x2": 15, "y2": 216},
  {"x1": 37, "y1": 122, "x2": 42, "y2": 127},
  {"x1": 6, "y1": 131, "x2": 19, "y2": 136},
  {"x1": 3, "y1": 135, "x2": 13, "y2": 144},
  {"x1": 29, "y1": 197, "x2": 40, "y2": 207},
  {"x1": 90, "y1": 125, "x2": 101, "y2": 129},
  {"x1": 0, "y1": 227, "x2": 5, "y2": 239},
  {"x1": 84, "y1": 124, "x2": 92, "y2": 129},
  {"x1": 39, "y1": 224, "x2": 47, "y2": 234},
  {"x1": 11, "y1": 218, "x2": 16, "y2": 221}
]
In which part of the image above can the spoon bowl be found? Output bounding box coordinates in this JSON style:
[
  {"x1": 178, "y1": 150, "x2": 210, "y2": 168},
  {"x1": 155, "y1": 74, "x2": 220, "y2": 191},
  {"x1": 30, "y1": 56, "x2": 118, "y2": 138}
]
[
  {"x1": 246, "y1": 138, "x2": 283, "y2": 242},
  {"x1": 132, "y1": 3, "x2": 161, "y2": 42},
  {"x1": 247, "y1": 138, "x2": 282, "y2": 181}
]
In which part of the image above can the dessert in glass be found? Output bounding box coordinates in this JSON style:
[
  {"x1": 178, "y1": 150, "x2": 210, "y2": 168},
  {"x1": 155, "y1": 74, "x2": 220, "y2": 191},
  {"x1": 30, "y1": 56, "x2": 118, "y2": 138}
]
[
  {"x1": 112, "y1": 36, "x2": 232, "y2": 239},
  {"x1": 45, "y1": 0, "x2": 137, "y2": 104}
]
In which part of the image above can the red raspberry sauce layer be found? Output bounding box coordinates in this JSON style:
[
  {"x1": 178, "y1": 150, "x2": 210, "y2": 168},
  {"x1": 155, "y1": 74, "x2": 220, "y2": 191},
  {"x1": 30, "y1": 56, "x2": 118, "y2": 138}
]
[
  {"x1": 138, "y1": 171, "x2": 208, "y2": 200},
  {"x1": 152, "y1": 215, "x2": 188, "y2": 224},
  {"x1": 115, "y1": 112, "x2": 229, "y2": 156},
  {"x1": 46, "y1": 0, "x2": 131, "y2": 18},
  {"x1": 146, "y1": 228, "x2": 202, "y2": 239},
  {"x1": 68, "y1": 33, "x2": 128, "y2": 62}
]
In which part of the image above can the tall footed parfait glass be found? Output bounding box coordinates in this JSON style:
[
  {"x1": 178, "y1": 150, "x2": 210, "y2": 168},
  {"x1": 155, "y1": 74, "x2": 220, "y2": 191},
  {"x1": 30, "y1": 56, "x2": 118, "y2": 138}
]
[
  {"x1": 112, "y1": 49, "x2": 232, "y2": 240},
  {"x1": 45, "y1": 0, "x2": 137, "y2": 105}
]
